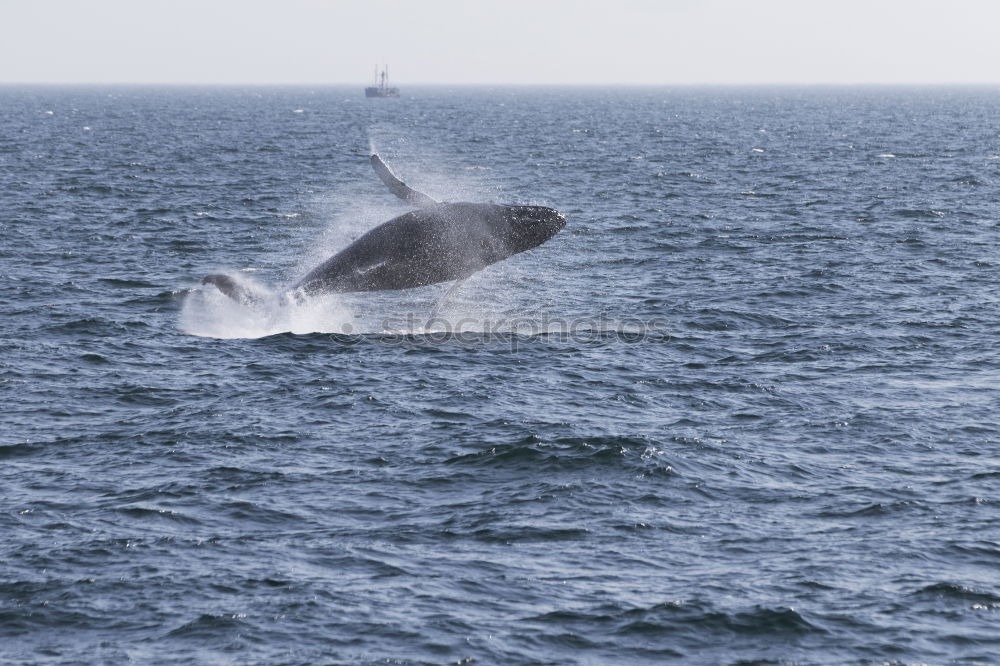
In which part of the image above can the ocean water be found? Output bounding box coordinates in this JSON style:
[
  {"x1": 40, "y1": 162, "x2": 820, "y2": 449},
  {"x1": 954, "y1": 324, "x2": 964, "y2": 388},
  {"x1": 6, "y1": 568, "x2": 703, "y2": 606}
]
[{"x1": 1, "y1": 85, "x2": 999, "y2": 664}]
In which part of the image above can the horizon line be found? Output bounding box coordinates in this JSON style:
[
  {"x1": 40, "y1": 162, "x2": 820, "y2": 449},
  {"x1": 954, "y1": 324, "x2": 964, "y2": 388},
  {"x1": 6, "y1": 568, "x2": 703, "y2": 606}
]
[{"x1": 3, "y1": 81, "x2": 1000, "y2": 88}]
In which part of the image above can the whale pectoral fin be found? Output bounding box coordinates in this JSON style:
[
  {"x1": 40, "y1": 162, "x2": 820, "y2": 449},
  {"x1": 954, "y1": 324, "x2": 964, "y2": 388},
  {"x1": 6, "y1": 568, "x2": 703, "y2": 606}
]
[
  {"x1": 202, "y1": 274, "x2": 259, "y2": 306},
  {"x1": 370, "y1": 153, "x2": 440, "y2": 207}
]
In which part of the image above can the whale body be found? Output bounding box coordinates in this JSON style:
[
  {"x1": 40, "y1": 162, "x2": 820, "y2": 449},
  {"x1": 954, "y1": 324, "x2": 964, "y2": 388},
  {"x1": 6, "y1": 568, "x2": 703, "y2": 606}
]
[{"x1": 202, "y1": 154, "x2": 565, "y2": 303}]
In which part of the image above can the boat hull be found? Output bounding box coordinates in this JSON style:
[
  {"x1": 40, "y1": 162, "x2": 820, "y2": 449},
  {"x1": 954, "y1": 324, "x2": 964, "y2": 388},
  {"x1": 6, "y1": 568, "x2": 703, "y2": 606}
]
[{"x1": 365, "y1": 87, "x2": 399, "y2": 98}]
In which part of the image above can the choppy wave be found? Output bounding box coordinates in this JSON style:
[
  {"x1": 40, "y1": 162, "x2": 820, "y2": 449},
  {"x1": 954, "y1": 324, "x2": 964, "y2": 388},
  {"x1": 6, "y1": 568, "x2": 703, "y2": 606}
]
[{"x1": 3, "y1": 86, "x2": 1000, "y2": 665}]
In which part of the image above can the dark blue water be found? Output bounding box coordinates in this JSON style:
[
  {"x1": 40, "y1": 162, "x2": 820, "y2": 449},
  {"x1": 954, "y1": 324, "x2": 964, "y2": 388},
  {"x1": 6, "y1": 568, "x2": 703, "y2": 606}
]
[{"x1": 2, "y1": 86, "x2": 999, "y2": 664}]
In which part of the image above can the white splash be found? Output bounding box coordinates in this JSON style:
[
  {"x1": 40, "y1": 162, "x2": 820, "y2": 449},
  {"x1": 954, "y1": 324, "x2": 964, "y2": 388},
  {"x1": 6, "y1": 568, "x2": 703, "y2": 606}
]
[{"x1": 180, "y1": 273, "x2": 354, "y2": 339}]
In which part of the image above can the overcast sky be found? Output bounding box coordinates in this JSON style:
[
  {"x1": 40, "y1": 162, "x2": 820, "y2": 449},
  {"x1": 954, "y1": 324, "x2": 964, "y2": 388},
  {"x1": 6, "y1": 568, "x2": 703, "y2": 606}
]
[{"x1": 2, "y1": 0, "x2": 998, "y2": 85}]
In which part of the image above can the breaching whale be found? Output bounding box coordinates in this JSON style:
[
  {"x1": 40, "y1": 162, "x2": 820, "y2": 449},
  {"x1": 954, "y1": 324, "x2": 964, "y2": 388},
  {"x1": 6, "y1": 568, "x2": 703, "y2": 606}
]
[{"x1": 202, "y1": 154, "x2": 565, "y2": 306}]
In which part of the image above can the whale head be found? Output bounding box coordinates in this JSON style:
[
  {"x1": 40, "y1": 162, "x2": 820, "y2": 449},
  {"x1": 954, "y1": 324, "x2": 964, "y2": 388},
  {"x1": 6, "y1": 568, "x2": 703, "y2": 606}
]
[{"x1": 494, "y1": 204, "x2": 566, "y2": 255}]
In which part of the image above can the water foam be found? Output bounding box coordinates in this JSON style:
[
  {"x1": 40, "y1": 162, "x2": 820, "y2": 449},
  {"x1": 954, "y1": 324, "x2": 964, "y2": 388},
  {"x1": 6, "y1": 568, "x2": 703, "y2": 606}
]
[{"x1": 180, "y1": 273, "x2": 354, "y2": 339}]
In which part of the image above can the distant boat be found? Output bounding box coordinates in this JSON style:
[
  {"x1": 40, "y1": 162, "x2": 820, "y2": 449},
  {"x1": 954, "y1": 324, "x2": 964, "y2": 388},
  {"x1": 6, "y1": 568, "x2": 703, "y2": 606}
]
[{"x1": 365, "y1": 65, "x2": 399, "y2": 98}]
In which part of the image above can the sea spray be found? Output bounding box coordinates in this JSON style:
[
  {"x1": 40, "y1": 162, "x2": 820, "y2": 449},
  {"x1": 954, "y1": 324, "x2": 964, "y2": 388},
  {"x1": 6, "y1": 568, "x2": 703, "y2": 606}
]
[{"x1": 181, "y1": 273, "x2": 354, "y2": 339}]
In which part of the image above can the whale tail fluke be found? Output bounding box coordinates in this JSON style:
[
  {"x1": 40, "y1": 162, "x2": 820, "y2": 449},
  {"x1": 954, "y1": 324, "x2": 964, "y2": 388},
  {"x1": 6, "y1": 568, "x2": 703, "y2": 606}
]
[{"x1": 370, "y1": 153, "x2": 440, "y2": 207}]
